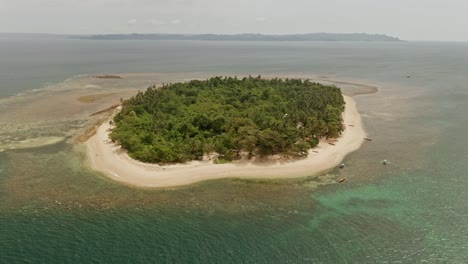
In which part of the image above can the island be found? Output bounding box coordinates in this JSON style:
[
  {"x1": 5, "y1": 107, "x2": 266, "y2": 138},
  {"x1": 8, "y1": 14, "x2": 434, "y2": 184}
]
[
  {"x1": 80, "y1": 33, "x2": 402, "y2": 42},
  {"x1": 85, "y1": 76, "x2": 366, "y2": 187}
]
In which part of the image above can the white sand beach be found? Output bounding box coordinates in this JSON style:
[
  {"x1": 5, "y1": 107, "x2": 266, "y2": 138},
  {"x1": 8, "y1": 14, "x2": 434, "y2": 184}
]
[{"x1": 85, "y1": 95, "x2": 366, "y2": 188}]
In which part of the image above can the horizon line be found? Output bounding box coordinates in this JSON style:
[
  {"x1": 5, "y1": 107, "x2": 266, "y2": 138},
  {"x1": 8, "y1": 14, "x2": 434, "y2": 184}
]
[{"x1": 1, "y1": 32, "x2": 467, "y2": 42}]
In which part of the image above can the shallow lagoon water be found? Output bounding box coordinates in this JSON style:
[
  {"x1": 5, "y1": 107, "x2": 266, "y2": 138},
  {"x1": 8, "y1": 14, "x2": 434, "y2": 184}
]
[{"x1": 1, "y1": 37, "x2": 468, "y2": 263}]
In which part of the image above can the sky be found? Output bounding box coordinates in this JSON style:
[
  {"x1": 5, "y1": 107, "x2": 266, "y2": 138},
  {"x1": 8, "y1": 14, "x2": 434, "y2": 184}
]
[{"x1": 1, "y1": 0, "x2": 468, "y2": 41}]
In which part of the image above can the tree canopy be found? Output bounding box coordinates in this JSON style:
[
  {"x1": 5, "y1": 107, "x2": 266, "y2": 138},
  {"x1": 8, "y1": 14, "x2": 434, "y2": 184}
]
[{"x1": 110, "y1": 76, "x2": 345, "y2": 163}]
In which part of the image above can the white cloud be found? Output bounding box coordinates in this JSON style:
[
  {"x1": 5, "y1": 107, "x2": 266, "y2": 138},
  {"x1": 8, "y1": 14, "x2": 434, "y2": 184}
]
[
  {"x1": 148, "y1": 19, "x2": 166, "y2": 26},
  {"x1": 171, "y1": 19, "x2": 181, "y2": 25}
]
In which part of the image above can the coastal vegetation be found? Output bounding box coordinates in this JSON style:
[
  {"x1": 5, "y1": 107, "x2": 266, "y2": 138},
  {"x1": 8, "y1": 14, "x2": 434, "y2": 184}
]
[{"x1": 110, "y1": 76, "x2": 345, "y2": 163}]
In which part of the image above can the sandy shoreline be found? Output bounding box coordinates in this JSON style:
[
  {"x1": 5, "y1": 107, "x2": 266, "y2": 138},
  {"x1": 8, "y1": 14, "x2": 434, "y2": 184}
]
[{"x1": 85, "y1": 95, "x2": 366, "y2": 188}]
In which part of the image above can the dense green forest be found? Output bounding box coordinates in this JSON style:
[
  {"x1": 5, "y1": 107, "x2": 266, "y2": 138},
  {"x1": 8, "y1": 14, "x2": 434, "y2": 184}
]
[{"x1": 110, "y1": 76, "x2": 345, "y2": 163}]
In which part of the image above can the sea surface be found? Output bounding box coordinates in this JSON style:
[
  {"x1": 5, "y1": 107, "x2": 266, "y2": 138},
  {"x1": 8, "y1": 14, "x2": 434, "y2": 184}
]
[{"x1": 1, "y1": 35, "x2": 468, "y2": 263}]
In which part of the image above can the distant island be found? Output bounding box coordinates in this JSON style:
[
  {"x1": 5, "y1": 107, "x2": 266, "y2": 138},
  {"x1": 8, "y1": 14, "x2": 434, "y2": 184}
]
[
  {"x1": 109, "y1": 76, "x2": 345, "y2": 163},
  {"x1": 80, "y1": 33, "x2": 402, "y2": 42}
]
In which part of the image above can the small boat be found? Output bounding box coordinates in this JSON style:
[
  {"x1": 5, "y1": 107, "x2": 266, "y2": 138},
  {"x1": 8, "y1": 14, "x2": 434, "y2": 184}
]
[
  {"x1": 382, "y1": 159, "x2": 389, "y2": 165},
  {"x1": 364, "y1": 138, "x2": 372, "y2": 141},
  {"x1": 406, "y1": 75, "x2": 411, "y2": 78},
  {"x1": 338, "y1": 177, "x2": 348, "y2": 183},
  {"x1": 339, "y1": 163, "x2": 345, "y2": 169},
  {"x1": 329, "y1": 142, "x2": 336, "y2": 146}
]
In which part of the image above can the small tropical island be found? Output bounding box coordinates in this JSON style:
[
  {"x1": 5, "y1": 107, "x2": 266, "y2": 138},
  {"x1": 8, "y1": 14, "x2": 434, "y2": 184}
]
[
  {"x1": 85, "y1": 76, "x2": 366, "y2": 187},
  {"x1": 109, "y1": 76, "x2": 345, "y2": 163}
]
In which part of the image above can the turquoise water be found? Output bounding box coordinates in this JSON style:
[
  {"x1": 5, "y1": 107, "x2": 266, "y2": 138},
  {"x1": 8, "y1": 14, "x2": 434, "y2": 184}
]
[{"x1": 1, "y1": 37, "x2": 468, "y2": 263}]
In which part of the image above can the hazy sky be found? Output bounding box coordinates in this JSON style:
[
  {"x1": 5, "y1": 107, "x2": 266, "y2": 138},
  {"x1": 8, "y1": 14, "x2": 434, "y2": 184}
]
[{"x1": 1, "y1": 0, "x2": 467, "y2": 41}]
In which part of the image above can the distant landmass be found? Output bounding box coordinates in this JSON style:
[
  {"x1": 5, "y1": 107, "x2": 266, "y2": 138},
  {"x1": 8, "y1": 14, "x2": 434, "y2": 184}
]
[{"x1": 80, "y1": 33, "x2": 402, "y2": 42}]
